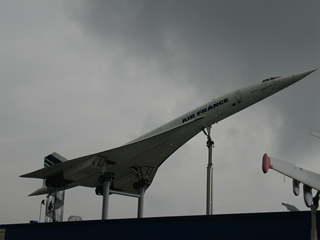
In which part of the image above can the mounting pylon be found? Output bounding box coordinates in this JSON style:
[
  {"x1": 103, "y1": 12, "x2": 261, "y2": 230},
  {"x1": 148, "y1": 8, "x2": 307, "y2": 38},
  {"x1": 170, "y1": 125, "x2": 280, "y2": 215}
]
[{"x1": 203, "y1": 125, "x2": 214, "y2": 215}]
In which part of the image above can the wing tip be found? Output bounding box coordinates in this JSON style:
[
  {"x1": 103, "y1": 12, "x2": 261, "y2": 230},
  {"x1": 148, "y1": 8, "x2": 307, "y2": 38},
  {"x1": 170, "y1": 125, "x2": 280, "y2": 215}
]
[
  {"x1": 20, "y1": 172, "x2": 37, "y2": 178},
  {"x1": 262, "y1": 153, "x2": 273, "y2": 173}
]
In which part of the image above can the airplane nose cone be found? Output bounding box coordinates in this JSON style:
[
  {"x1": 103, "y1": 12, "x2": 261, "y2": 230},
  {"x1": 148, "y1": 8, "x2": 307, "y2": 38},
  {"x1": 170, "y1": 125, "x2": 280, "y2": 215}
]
[
  {"x1": 293, "y1": 68, "x2": 318, "y2": 81},
  {"x1": 276, "y1": 68, "x2": 318, "y2": 90}
]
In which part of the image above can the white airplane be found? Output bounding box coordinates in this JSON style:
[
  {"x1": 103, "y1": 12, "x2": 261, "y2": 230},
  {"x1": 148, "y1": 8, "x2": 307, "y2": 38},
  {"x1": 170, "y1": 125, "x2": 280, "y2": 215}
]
[
  {"x1": 262, "y1": 129, "x2": 320, "y2": 207},
  {"x1": 22, "y1": 69, "x2": 317, "y2": 199},
  {"x1": 262, "y1": 153, "x2": 320, "y2": 207}
]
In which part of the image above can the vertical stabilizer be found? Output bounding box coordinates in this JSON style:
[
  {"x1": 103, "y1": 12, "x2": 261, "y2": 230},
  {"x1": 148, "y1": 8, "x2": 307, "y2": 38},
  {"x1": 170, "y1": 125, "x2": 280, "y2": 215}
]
[
  {"x1": 43, "y1": 152, "x2": 67, "y2": 222},
  {"x1": 44, "y1": 152, "x2": 68, "y2": 168}
]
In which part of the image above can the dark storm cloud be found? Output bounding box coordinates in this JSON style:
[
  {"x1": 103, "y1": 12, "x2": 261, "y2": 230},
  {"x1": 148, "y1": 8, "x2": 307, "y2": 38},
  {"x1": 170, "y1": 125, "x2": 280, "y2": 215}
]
[
  {"x1": 70, "y1": 1, "x2": 320, "y2": 88},
  {"x1": 68, "y1": 0, "x2": 320, "y2": 159}
]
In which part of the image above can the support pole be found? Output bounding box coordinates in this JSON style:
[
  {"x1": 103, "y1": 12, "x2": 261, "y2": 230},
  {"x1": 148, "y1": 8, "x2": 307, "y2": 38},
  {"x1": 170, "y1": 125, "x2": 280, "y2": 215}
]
[
  {"x1": 133, "y1": 178, "x2": 149, "y2": 219},
  {"x1": 311, "y1": 205, "x2": 318, "y2": 240},
  {"x1": 39, "y1": 199, "x2": 45, "y2": 222},
  {"x1": 204, "y1": 125, "x2": 214, "y2": 215},
  {"x1": 137, "y1": 185, "x2": 145, "y2": 218},
  {"x1": 311, "y1": 192, "x2": 319, "y2": 240},
  {"x1": 101, "y1": 173, "x2": 113, "y2": 220}
]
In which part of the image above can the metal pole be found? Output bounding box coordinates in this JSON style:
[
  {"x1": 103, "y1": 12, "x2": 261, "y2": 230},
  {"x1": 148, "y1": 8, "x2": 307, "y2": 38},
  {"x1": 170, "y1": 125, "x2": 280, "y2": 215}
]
[
  {"x1": 39, "y1": 200, "x2": 44, "y2": 222},
  {"x1": 205, "y1": 125, "x2": 214, "y2": 215},
  {"x1": 311, "y1": 192, "x2": 319, "y2": 240},
  {"x1": 102, "y1": 178, "x2": 112, "y2": 220},
  {"x1": 311, "y1": 205, "x2": 318, "y2": 240},
  {"x1": 137, "y1": 185, "x2": 145, "y2": 218},
  {"x1": 52, "y1": 191, "x2": 56, "y2": 222}
]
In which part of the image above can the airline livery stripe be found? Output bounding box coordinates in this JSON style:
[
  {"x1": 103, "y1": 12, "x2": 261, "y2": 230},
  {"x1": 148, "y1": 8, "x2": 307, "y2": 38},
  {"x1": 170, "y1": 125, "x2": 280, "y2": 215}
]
[
  {"x1": 44, "y1": 154, "x2": 62, "y2": 168},
  {"x1": 182, "y1": 98, "x2": 229, "y2": 123},
  {"x1": 44, "y1": 159, "x2": 54, "y2": 167}
]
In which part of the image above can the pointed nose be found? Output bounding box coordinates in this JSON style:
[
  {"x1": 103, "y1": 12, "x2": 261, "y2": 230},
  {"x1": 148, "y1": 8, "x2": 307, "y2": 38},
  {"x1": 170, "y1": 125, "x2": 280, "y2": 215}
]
[
  {"x1": 277, "y1": 68, "x2": 318, "y2": 90},
  {"x1": 293, "y1": 68, "x2": 318, "y2": 82}
]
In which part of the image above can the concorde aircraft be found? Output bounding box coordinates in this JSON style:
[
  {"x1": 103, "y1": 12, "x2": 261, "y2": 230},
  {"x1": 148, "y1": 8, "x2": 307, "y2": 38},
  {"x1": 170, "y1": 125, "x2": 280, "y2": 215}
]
[
  {"x1": 21, "y1": 69, "x2": 317, "y2": 200},
  {"x1": 262, "y1": 129, "x2": 320, "y2": 207}
]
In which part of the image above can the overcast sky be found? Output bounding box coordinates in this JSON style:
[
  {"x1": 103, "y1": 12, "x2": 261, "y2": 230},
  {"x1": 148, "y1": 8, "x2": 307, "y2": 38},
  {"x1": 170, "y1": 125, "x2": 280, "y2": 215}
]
[{"x1": 1, "y1": 0, "x2": 320, "y2": 224}]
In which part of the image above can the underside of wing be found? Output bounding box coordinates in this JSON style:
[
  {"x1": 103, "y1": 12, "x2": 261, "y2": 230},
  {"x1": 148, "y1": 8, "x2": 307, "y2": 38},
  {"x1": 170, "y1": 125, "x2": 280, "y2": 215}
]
[
  {"x1": 77, "y1": 115, "x2": 207, "y2": 194},
  {"x1": 21, "y1": 116, "x2": 207, "y2": 196}
]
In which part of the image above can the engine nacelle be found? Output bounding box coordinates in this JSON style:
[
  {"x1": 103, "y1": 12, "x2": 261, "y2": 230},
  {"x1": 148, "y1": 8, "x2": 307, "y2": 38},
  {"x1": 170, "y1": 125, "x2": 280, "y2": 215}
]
[
  {"x1": 303, "y1": 184, "x2": 313, "y2": 207},
  {"x1": 292, "y1": 179, "x2": 300, "y2": 196}
]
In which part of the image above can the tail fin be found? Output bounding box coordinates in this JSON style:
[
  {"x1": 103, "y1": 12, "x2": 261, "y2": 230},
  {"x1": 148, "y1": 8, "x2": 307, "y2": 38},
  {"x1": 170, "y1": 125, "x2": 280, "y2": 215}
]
[
  {"x1": 44, "y1": 152, "x2": 68, "y2": 168},
  {"x1": 42, "y1": 152, "x2": 68, "y2": 188},
  {"x1": 43, "y1": 152, "x2": 67, "y2": 222},
  {"x1": 22, "y1": 152, "x2": 68, "y2": 196}
]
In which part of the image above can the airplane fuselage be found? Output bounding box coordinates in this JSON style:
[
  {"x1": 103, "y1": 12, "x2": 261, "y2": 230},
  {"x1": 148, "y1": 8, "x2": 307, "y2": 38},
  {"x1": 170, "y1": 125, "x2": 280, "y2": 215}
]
[{"x1": 129, "y1": 71, "x2": 312, "y2": 145}]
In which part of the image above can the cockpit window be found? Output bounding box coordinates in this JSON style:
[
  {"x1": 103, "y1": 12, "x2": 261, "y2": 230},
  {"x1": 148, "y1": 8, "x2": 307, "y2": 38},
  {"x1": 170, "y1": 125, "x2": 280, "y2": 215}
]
[{"x1": 262, "y1": 76, "x2": 281, "y2": 83}]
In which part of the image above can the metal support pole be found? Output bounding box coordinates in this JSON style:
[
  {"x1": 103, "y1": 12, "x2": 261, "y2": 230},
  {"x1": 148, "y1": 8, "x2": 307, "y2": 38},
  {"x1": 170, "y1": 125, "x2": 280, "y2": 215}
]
[
  {"x1": 101, "y1": 173, "x2": 113, "y2": 220},
  {"x1": 311, "y1": 205, "x2": 318, "y2": 240},
  {"x1": 132, "y1": 169, "x2": 149, "y2": 218},
  {"x1": 311, "y1": 192, "x2": 319, "y2": 240},
  {"x1": 101, "y1": 179, "x2": 111, "y2": 220},
  {"x1": 52, "y1": 191, "x2": 56, "y2": 222},
  {"x1": 204, "y1": 125, "x2": 214, "y2": 215},
  {"x1": 39, "y1": 199, "x2": 45, "y2": 222},
  {"x1": 137, "y1": 185, "x2": 145, "y2": 218}
]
